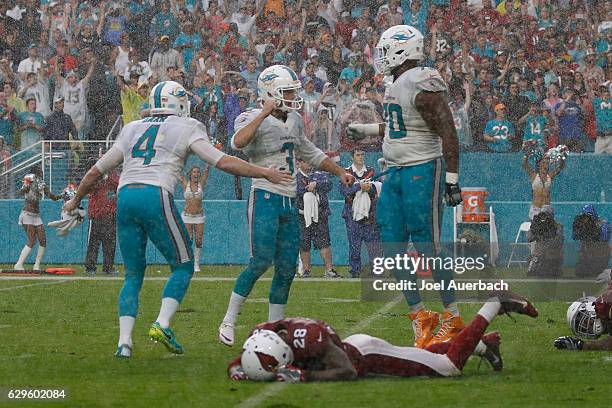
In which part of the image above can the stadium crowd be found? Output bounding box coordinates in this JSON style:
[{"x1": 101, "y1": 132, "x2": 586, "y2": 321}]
[{"x1": 0, "y1": 0, "x2": 610, "y2": 186}]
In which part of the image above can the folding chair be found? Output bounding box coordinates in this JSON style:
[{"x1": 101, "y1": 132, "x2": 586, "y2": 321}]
[{"x1": 507, "y1": 222, "x2": 532, "y2": 268}]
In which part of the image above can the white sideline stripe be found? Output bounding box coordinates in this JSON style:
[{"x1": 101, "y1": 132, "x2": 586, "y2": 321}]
[
  {"x1": 0, "y1": 280, "x2": 72, "y2": 291},
  {"x1": 236, "y1": 296, "x2": 403, "y2": 408}
]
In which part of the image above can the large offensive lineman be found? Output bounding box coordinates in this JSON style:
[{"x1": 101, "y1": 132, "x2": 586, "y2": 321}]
[
  {"x1": 347, "y1": 25, "x2": 464, "y2": 348},
  {"x1": 65, "y1": 81, "x2": 292, "y2": 358},
  {"x1": 228, "y1": 290, "x2": 539, "y2": 382},
  {"x1": 218, "y1": 65, "x2": 354, "y2": 346}
]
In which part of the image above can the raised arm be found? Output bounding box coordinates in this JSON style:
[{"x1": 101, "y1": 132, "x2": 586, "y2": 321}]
[
  {"x1": 201, "y1": 165, "x2": 210, "y2": 188},
  {"x1": 549, "y1": 158, "x2": 565, "y2": 178},
  {"x1": 522, "y1": 155, "x2": 536, "y2": 179},
  {"x1": 231, "y1": 100, "x2": 276, "y2": 149}
]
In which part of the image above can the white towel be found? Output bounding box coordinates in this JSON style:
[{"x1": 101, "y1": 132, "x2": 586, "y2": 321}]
[
  {"x1": 352, "y1": 189, "x2": 371, "y2": 222},
  {"x1": 302, "y1": 192, "x2": 319, "y2": 227},
  {"x1": 48, "y1": 208, "x2": 86, "y2": 237}
]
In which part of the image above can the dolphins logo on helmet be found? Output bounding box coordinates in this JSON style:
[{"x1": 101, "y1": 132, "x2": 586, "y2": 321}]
[
  {"x1": 374, "y1": 25, "x2": 424, "y2": 76},
  {"x1": 257, "y1": 65, "x2": 303, "y2": 112},
  {"x1": 149, "y1": 81, "x2": 190, "y2": 117}
]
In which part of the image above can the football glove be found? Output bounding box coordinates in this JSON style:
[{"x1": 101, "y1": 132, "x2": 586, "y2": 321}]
[
  {"x1": 346, "y1": 124, "x2": 379, "y2": 140},
  {"x1": 595, "y1": 269, "x2": 611, "y2": 284},
  {"x1": 275, "y1": 365, "x2": 305, "y2": 383},
  {"x1": 444, "y1": 183, "x2": 463, "y2": 207},
  {"x1": 553, "y1": 336, "x2": 584, "y2": 350},
  {"x1": 228, "y1": 364, "x2": 248, "y2": 381}
]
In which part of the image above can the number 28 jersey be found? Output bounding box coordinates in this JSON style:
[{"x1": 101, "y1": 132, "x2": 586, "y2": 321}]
[
  {"x1": 232, "y1": 109, "x2": 327, "y2": 198},
  {"x1": 114, "y1": 115, "x2": 224, "y2": 194},
  {"x1": 252, "y1": 317, "x2": 344, "y2": 365},
  {"x1": 382, "y1": 67, "x2": 447, "y2": 167}
]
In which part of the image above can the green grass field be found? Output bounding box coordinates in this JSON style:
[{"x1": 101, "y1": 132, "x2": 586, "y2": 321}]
[{"x1": 1, "y1": 266, "x2": 610, "y2": 408}]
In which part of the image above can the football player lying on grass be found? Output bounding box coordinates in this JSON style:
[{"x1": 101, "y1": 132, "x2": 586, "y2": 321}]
[
  {"x1": 554, "y1": 283, "x2": 612, "y2": 351},
  {"x1": 228, "y1": 290, "x2": 538, "y2": 382}
]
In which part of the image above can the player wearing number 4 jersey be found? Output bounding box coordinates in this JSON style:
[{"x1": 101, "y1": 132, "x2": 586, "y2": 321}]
[
  {"x1": 65, "y1": 81, "x2": 292, "y2": 358},
  {"x1": 218, "y1": 65, "x2": 354, "y2": 346},
  {"x1": 347, "y1": 25, "x2": 464, "y2": 349},
  {"x1": 228, "y1": 290, "x2": 539, "y2": 382}
]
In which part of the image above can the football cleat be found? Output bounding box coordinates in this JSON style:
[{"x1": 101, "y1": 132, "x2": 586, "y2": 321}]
[
  {"x1": 300, "y1": 269, "x2": 312, "y2": 278},
  {"x1": 427, "y1": 312, "x2": 465, "y2": 347},
  {"x1": 490, "y1": 290, "x2": 539, "y2": 318},
  {"x1": 408, "y1": 309, "x2": 440, "y2": 348},
  {"x1": 480, "y1": 332, "x2": 503, "y2": 371},
  {"x1": 324, "y1": 269, "x2": 342, "y2": 279},
  {"x1": 218, "y1": 322, "x2": 235, "y2": 346},
  {"x1": 148, "y1": 322, "x2": 184, "y2": 354},
  {"x1": 114, "y1": 344, "x2": 132, "y2": 358}
]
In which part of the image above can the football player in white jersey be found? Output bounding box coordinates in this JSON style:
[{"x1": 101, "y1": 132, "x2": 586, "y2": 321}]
[
  {"x1": 64, "y1": 81, "x2": 292, "y2": 358},
  {"x1": 347, "y1": 25, "x2": 464, "y2": 349},
  {"x1": 218, "y1": 65, "x2": 354, "y2": 346}
]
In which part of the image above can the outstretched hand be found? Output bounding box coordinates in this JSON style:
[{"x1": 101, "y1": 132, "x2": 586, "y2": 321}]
[{"x1": 265, "y1": 166, "x2": 294, "y2": 185}]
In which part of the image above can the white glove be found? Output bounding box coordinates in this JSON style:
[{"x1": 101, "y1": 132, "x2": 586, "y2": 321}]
[
  {"x1": 596, "y1": 269, "x2": 612, "y2": 284},
  {"x1": 346, "y1": 123, "x2": 380, "y2": 140}
]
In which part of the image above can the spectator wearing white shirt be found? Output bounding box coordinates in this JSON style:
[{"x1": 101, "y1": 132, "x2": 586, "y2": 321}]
[
  {"x1": 230, "y1": 3, "x2": 261, "y2": 38},
  {"x1": 18, "y1": 72, "x2": 50, "y2": 117},
  {"x1": 17, "y1": 44, "x2": 42, "y2": 82}
]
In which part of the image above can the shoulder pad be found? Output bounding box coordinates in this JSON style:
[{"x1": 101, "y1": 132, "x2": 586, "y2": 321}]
[{"x1": 410, "y1": 67, "x2": 448, "y2": 93}]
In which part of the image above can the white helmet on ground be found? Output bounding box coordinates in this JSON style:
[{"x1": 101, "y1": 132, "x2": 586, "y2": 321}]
[
  {"x1": 374, "y1": 25, "x2": 424, "y2": 76},
  {"x1": 149, "y1": 80, "x2": 190, "y2": 117},
  {"x1": 567, "y1": 296, "x2": 604, "y2": 339},
  {"x1": 241, "y1": 330, "x2": 294, "y2": 381},
  {"x1": 257, "y1": 65, "x2": 303, "y2": 112}
]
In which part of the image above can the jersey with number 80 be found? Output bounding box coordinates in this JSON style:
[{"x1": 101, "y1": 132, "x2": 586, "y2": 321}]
[
  {"x1": 382, "y1": 67, "x2": 446, "y2": 167},
  {"x1": 252, "y1": 317, "x2": 343, "y2": 363},
  {"x1": 114, "y1": 115, "x2": 223, "y2": 194}
]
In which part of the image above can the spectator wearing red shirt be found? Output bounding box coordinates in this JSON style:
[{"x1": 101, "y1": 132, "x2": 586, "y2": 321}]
[
  {"x1": 84, "y1": 164, "x2": 120, "y2": 276},
  {"x1": 47, "y1": 41, "x2": 78, "y2": 77}
]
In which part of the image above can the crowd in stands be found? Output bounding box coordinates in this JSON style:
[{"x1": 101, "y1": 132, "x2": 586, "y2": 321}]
[{"x1": 0, "y1": 0, "x2": 611, "y2": 190}]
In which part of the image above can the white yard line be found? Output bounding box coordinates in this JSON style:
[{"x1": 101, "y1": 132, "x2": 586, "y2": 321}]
[
  {"x1": 236, "y1": 296, "x2": 403, "y2": 408},
  {"x1": 0, "y1": 279, "x2": 73, "y2": 291}
]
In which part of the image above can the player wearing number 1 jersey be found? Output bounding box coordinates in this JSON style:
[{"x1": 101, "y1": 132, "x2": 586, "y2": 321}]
[
  {"x1": 347, "y1": 25, "x2": 464, "y2": 349},
  {"x1": 218, "y1": 65, "x2": 353, "y2": 346},
  {"x1": 64, "y1": 81, "x2": 292, "y2": 358}
]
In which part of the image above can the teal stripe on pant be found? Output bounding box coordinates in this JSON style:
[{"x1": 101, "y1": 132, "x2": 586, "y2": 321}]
[
  {"x1": 117, "y1": 184, "x2": 194, "y2": 317},
  {"x1": 376, "y1": 158, "x2": 455, "y2": 306},
  {"x1": 233, "y1": 189, "x2": 300, "y2": 305}
]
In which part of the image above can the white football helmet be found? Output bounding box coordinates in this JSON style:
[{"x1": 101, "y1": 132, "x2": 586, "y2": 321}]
[
  {"x1": 374, "y1": 25, "x2": 424, "y2": 76},
  {"x1": 149, "y1": 80, "x2": 190, "y2": 117},
  {"x1": 241, "y1": 330, "x2": 294, "y2": 381},
  {"x1": 567, "y1": 296, "x2": 604, "y2": 339},
  {"x1": 257, "y1": 65, "x2": 303, "y2": 112}
]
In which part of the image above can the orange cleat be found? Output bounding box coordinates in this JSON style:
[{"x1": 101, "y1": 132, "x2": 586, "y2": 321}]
[
  {"x1": 408, "y1": 309, "x2": 440, "y2": 348},
  {"x1": 427, "y1": 311, "x2": 465, "y2": 347}
]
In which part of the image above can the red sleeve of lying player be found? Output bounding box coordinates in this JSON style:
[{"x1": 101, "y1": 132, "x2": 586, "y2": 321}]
[{"x1": 594, "y1": 287, "x2": 612, "y2": 322}]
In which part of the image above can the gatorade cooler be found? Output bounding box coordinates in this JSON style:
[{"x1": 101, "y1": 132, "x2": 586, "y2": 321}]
[{"x1": 460, "y1": 188, "x2": 488, "y2": 222}]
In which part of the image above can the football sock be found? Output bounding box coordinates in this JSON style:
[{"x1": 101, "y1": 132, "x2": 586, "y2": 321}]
[
  {"x1": 268, "y1": 303, "x2": 285, "y2": 322},
  {"x1": 474, "y1": 340, "x2": 487, "y2": 356},
  {"x1": 118, "y1": 316, "x2": 135, "y2": 347},
  {"x1": 410, "y1": 302, "x2": 425, "y2": 314},
  {"x1": 33, "y1": 246, "x2": 45, "y2": 270},
  {"x1": 223, "y1": 292, "x2": 246, "y2": 325},
  {"x1": 478, "y1": 301, "x2": 501, "y2": 323},
  {"x1": 445, "y1": 302, "x2": 460, "y2": 316},
  {"x1": 156, "y1": 297, "x2": 179, "y2": 329},
  {"x1": 194, "y1": 247, "x2": 201, "y2": 272},
  {"x1": 445, "y1": 315, "x2": 489, "y2": 370},
  {"x1": 15, "y1": 245, "x2": 32, "y2": 268}
]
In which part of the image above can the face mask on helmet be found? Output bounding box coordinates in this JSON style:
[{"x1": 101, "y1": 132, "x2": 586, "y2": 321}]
[
  {"x1": 258, "y1": 65, "x2": 304, "y2": 112},
  {"x1": 567, "y1": 296, "x2": 605, "y2": 339},
  {"x1": 374, "y1": 25, "x2": 424, "y2": 76},
  {"x1": 241, "y1": 330, "x2": 294, "y2": 381}
]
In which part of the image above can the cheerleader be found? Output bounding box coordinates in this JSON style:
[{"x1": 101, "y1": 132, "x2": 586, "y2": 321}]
[
  {"x1": 14, "y1": 166, "x2": 61, "y2": 270},
  {"x1": 180, "y1": 165, "x2": 209, "y2": 272}
]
